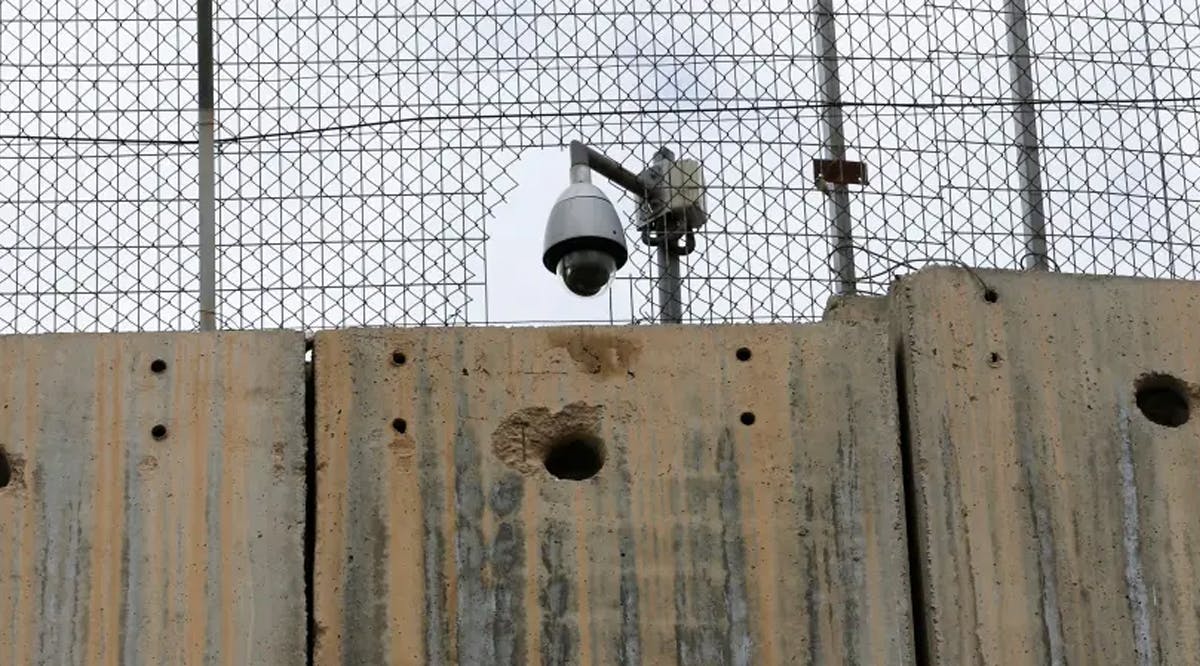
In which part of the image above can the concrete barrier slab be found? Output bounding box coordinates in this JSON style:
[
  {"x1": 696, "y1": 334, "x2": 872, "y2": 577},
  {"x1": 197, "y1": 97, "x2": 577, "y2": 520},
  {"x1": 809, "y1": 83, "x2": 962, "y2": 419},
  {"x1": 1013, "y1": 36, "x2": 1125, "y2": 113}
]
[
  {"x1": 313, "y1": 323, "x2": 912, "y2": 665},
  {"x1": 0, "y1": 331, "x2": 307, "y2": 665},
  {"x1": 895, "y1": 268, "x2": 1200, "y2": 664}
]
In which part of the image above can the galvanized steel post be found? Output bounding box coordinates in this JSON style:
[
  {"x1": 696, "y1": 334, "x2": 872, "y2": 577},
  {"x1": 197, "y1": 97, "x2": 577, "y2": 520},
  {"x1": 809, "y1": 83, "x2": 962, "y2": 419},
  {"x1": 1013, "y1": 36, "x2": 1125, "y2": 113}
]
[
  {"x1": 813, "y1": 0, "x2": 857, "y2": 294},
  {"x1": 1004, "y1": 0, "x2": 1050, "y2": 270},
  {"x1": 197, "y1": 0, "x2": 218, "y2": 330}
]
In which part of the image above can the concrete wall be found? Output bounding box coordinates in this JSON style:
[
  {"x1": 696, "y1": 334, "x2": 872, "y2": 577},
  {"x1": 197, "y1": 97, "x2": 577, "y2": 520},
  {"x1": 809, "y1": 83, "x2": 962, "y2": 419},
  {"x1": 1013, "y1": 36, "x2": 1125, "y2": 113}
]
[
  {"x1": 4, "y1": 268, "x2": 1200, "y2": 665},
  {"x1": 894, "y1": 268, "x2": 1200, "y2": 665},
  {"x1": 0, "y1": 332, "x2": 307, "y2": 665},
  {"x1": 312, "y1": 324, "x2": 912, "y2": 665}
]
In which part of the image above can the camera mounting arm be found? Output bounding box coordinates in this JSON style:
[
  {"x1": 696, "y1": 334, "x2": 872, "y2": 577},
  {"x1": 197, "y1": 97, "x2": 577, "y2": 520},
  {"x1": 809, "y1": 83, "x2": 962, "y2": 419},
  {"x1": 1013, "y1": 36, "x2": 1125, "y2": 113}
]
[
  {"x1": 568, "y1": 141, "x2": 659, "y2": 195},
  {"x1": 567, "y1": 141, "x2": 699, "y2": 255},
  {"x1": 569, "y1": 140, "x2": 641, "y2": 192}
]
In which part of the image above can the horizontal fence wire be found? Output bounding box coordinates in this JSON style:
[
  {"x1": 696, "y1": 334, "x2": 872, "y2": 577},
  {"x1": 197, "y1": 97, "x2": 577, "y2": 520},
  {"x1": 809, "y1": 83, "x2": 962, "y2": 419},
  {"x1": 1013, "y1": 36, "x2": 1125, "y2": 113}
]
[{"x1": 0, "y1": 0, "x2": 1197, "y2": 331}]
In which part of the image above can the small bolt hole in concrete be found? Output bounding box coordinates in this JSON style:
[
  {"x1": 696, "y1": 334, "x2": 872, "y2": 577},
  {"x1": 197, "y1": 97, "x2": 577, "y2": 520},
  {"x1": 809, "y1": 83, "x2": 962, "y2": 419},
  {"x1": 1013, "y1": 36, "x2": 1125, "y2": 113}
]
[
  {"x1": 151, "y1": 424, "x2": 168, "y2": 440},
  {"x1": 150, "y1": 358, "x2": 167, "y2": 373},
  {"x1": 392, "y1": 418, "x2": 407, "y2": 434},
  {"x1": 740, "y1": 411, "x2": 756, "y2": 426},
  {"x1": 984, "y1": 288, "x2": 999, "y2": 303},
  {"x1": 544, "y1": 434, "x2": 605, "y2": 481},
  {"x1": 391, "y1": 351, "x2": 406, "y2": 366},
  {"x1": 736, "y1": 347, "x2": 752, "y2": 361},
  {"x1": 1135, "y1": 373, "x2": 1191, "y2": 427}
]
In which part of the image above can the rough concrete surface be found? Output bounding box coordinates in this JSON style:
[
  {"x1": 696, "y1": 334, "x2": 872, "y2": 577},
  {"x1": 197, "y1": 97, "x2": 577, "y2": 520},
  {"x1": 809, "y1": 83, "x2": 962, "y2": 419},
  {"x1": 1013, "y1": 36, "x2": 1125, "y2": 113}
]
[
  {"x1": 313, "y1": 324, "x2": 912, "y2": 665},
  {"x1": 894, "y1": 267, "x2": 1200, "y2": 665},
  {"x1": 0, "y1": 331, "x2": 307, "y2": 665},
  {"x1": 822, "y1": 293, "x2": 890, "y2": 325}
]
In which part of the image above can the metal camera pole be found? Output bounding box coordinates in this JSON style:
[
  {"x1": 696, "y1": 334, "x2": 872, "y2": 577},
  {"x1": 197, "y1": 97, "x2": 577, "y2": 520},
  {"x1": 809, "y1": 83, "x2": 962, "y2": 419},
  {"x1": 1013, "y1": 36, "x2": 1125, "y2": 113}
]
[
  {"x1": 643, "y1": 148, "x2": 684, "y2": 324},
  {"x1": 813, "y1": 0, "x2": 857, "y2": 295},
  {"x1": 655, "y1": 240, "x2": 683, "y2": 323},
  {"x1": 196, "y1": 0, "x2": 218, "y2": 330},
  {"x1": 1004, "y1": 0, "x2": 1049, "y2": 270}
]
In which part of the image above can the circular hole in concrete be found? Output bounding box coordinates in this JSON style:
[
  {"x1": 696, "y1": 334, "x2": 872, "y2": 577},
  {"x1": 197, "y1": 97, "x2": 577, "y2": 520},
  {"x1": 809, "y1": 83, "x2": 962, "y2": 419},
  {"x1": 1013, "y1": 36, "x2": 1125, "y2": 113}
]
[
  {"x1": 392, "y1": 418, "x2": 407, "y2": 434},
  {"x1": 544, "y1": 434, "x2": 605, "y2": 481},
  {"x1": 151, "y1": 424, "x2": 168, "y2": 440},
  {"x1": 150, "y1": 359, "x2": 167, "y2": 373},
  {"x1": 1135, "y1": 374, "x2": 1191, "y2": 427},
  {"x1": 989, "y1": 352, "x2": 1002, "y2": 365},
  {"x1": 0, "y1": 448, "x2": 10, "y2": 488},
  {"x1": 392, "y1": 351, "x2": 406, "y2": 366},
  {"x1": 740, "y1": 411, "x2": 756, "y2": 426},
  {"x1": 736, "y1": 347, "x2": 752, "y2": 362},
  {"x1": 984, "y1": 288, "x2": 999, "y2": 303}
]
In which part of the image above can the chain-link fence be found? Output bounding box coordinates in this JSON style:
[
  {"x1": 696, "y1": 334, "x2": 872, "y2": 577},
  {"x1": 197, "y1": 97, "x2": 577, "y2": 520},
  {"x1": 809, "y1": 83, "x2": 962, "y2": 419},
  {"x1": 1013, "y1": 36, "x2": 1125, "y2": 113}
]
[{"x1": 1, "y1": 0, "x2": 1197, "y2": 332}]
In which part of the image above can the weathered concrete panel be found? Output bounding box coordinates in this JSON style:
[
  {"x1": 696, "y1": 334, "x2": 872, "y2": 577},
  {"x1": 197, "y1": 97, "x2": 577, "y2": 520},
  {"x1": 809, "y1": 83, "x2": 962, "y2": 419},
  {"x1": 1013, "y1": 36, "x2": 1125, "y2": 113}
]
[
  {"x1": 895, "y1": 268, "x2": 1200, "y2": 665},
  {"x1": 313, "y1": 324, "x2": 912, "y2": 665},
  {"x1": 0, "y1": 332, "x2": 307, "y2": 665},
  {"x1": 823, "y1": 294, "x2": 889, "y2": 325}
]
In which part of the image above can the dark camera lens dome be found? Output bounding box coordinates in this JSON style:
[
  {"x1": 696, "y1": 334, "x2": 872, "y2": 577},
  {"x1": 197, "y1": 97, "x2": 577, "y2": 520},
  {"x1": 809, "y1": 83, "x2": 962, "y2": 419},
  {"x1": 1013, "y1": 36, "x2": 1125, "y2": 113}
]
[{"x1": 557, "y1": 249, "x2": 616, "y2": 297}]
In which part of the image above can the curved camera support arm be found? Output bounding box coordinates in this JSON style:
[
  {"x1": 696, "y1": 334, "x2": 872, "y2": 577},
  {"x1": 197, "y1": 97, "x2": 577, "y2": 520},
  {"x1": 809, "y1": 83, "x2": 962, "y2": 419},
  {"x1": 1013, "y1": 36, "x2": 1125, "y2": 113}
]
[
  {"x1": 569, "y1": 141, "x2": 660, "y2": 196},
  {"x1": 569, "y1": 141, "x2": 696, "y2": 258}
]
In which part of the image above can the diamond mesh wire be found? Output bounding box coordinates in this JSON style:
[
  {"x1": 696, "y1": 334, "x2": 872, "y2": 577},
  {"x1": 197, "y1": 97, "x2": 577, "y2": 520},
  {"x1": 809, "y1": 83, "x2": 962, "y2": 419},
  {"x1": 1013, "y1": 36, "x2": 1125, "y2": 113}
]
[{"x1": 0, "y1": 0, "x2": 1197, "y2": 332}]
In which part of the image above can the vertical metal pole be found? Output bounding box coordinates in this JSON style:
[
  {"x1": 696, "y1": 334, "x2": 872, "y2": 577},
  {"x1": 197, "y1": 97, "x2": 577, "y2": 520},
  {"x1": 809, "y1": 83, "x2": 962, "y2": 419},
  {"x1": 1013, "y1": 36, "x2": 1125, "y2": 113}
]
[
  {"x1": 197, "y1": 0, "x2": 218, "y2": 330},
  {"x1": 1137, "y1": 3, "x2": 1176, "y2": 278},
  {"x1": 656, "y1": 244, "x2": 682, "y2": 324},
  {"x1": 1004, "y1": 0, "x2": 1049, "y2": 270},
  {"x1": 813, "y1": 0, "x2": 856, "y2": 294},
  {"x1": 648, "y1": 148, "x2": 684, "y2": 324}
]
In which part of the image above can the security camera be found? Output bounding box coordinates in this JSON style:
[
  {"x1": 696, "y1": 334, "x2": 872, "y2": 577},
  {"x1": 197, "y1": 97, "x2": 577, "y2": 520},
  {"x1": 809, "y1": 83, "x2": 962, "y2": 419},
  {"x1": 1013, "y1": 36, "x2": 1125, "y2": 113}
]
[
  {"x1": 542, "y1": 183, "x2": 628, "y2": 297},
  {"x1": 542, "y1": 141, "x2": 705, "y2": 307}
]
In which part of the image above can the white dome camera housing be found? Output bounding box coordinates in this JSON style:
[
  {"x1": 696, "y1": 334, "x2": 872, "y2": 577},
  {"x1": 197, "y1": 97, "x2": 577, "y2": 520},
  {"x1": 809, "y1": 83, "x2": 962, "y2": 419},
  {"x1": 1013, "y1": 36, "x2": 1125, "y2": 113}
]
[{"x1": 542, "y1": 183, "x2": 629, "y2": 297}]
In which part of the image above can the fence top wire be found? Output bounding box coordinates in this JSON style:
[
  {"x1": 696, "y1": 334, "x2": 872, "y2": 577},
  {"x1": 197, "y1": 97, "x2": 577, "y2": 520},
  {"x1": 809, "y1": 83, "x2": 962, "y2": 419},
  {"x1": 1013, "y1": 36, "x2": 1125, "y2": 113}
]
[{"x1": 0, "y1": 0, "x2": 1197, "y2": 332}]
